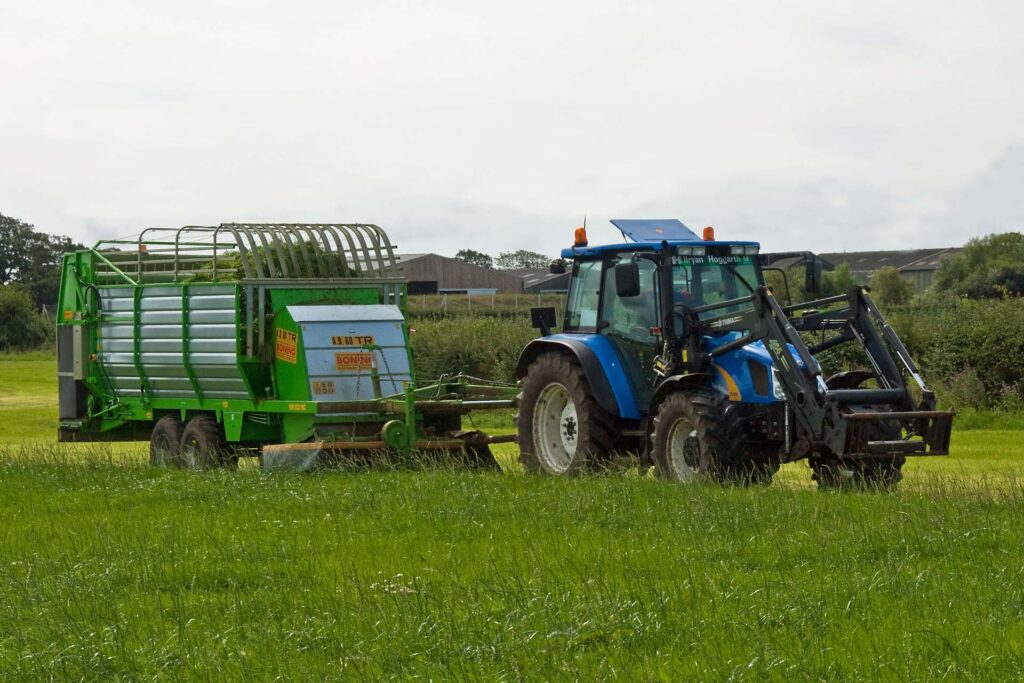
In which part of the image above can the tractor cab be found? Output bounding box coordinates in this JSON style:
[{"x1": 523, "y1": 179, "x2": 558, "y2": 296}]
[{"x1": 554, "y1": 219, "x2": 776, "y2": 411}]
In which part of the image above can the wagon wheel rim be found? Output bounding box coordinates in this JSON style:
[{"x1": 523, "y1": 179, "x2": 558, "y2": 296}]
[
  {"x1": 180, "y1": 436, "x2": 201, "y2": 469},
  {"x1": 533, "y1": 382, "x2": 578, "y2": 473},
  {"x1": 152, "y1": 432, "x2": 176, "y2": 466},
  {"x1": 667, "y1": 417, "x2": 700, "y2": 480}
]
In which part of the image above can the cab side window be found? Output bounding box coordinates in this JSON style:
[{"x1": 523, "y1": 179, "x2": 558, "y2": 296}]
[
  {"x1": 565, "y1": 260, "x2": 602, "y2": 330},
  {"x1": 601, "y1": 257, "x2": 658, "y2": 340}
]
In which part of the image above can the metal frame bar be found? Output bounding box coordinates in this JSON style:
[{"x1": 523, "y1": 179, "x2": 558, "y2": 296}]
[
  {"x1": 180, "y1": 284, "x2": 203, "y2": 401},
  {"x1": 90, "y1": 223, "x2": 400, "y2": 284}
]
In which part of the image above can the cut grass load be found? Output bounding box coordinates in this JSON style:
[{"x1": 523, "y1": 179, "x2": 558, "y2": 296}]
[{"x1": 1, "y1": 354, "x2": 1024, "y2": 679}]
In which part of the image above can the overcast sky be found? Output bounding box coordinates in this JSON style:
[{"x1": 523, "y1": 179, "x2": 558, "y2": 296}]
[{"x1": 2, "y1": 1, "x2": 1023, "y2": 257}]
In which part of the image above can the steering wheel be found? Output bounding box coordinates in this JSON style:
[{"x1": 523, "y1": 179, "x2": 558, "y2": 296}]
[{"x1": 670, "y1": 300, "x2": 700, "y2": 336}]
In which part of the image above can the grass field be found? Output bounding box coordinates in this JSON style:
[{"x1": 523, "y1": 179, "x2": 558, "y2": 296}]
[{"x1": 2, "y1": 353, "x2": 1024, "y2": 679}]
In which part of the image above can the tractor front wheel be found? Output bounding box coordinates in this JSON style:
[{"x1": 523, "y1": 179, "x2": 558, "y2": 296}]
[
  {"x1": 518, "y1": 353, "x2": 615, "y2": 475},
  {"x1": 652, "y1": 390, "x2": 771, "y2": 484}
]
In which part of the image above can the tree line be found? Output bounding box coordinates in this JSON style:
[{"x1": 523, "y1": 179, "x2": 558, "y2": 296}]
[
  {"x1": 453, "y1": 249, "x2": 557, "y2": 270},
  {"x1": 0, "y1": 213, "x2": 82, "y2": 350},
  {"x1": 1, "y1": 213, "x2": 82, "y2": 308}
]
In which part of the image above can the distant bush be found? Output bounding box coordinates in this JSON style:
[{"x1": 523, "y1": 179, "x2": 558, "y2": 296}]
[
  {"x1": 0, "y1": 285, "x2": 52, "y2": 351},
  {"x1": 920, "y1": 298, "x2": 1024, "y2": 407},
  {"x1": 933, "y1": 232, "x2": 1024, "y2": 298},
  {"x1": 869, "y1": 266, "x2": 915, "y2": 307},
  {"x1": 410, "y1": 317, "x2": 537, "y2": 383}
]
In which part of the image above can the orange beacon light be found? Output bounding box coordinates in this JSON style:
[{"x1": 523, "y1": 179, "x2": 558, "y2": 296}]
[{"x1": 574, "y1": 227, "x2": 588, "y2": 247}]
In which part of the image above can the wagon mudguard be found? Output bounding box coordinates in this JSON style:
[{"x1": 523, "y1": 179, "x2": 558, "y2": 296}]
[{"x1": 515, "y1": 335, "x2": 641, "y2": 420}]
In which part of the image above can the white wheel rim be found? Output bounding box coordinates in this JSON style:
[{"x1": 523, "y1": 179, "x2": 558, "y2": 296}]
[
  {"x1": 667, "y1": 417, "x2": 699, "y2": 481},
  {"x1": 533, "y1": 382, "x2": 578, "y2": 473}
]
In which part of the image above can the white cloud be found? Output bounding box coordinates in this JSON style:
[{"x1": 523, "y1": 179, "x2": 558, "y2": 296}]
[{"x1": 1, "y1": 0, "x2": 1022, "y2": 256}]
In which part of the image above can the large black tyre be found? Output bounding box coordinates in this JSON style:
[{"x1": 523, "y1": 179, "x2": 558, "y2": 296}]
[
  {"x1": 517, "y1": 353, "x2": 615, "y2": 475},
  {"x1": 811, "y1": 455, "x2": 905, "y2": 491},
  {"x1": 150, "y1": 415, "x2": 184, "y2": 468},
  {"x1": 652, "y1": 390, "x2": 776, "y2": 485},
  {"x1": 180, "y1": 415, "x2": 232, "y2": 470}
]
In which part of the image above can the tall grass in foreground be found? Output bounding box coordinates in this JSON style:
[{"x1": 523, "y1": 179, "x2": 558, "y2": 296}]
[{"x1": 2, "y1": 443, "x2": 1024, "y2": 680}]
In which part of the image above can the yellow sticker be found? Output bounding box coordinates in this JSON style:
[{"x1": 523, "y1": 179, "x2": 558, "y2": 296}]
[
  {"x1": 275, "y1": 328, "x2": 298, "y2": 364},
  {"x1": 288, "y1": 403, "x2": 308, "y2": 412},
  {"x1": 332, "y1": 335, "x2": 375, "y2": 346},
  {"x1": 334, "y1": 352, "x2": 374, "y2": 371},
  {"x1": 713, "y1": 365, "x2": 742, "y2": 401},
  {"x1": 312, "y1": 380, "x2": 335, "y2": 395}
]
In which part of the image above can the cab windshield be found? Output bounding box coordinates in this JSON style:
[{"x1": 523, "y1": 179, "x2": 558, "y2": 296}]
[{"x1": 672, "y1": 246, "x2": 760, "y2": 320}]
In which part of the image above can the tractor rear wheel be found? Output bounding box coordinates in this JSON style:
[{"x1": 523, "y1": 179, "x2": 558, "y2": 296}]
[
  {"x1": 652, "y1": 390, "x2": 772, "y2": 485},
  {"x1": 150, "y1": 415, "x2": 184, "y2": 468},
  {"x1": 518, "y1": 353, "x2": 615, "y2": 475},
  {"x1": 180, "y1": 415, "x2": 233, "y2": 470}
]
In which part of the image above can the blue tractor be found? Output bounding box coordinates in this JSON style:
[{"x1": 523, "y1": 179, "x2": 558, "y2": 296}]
[{"x1": 515, "y1": 219, "x2": 954, "y2": 488}]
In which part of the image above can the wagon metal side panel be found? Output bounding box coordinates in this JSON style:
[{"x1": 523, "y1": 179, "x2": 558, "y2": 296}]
[{"x1": 96, "y1": 284, "x2": 251, "y2": 401}]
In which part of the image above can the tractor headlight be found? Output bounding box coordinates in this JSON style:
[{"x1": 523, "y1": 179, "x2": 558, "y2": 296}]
[{"x1": 771, "y1": 368, "x2": 785, "y2": 400}]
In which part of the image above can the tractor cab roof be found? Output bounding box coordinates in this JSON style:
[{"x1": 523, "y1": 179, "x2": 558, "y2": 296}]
[{"x1": 560, "y1": 218, "x2": 760, "y2": 258}]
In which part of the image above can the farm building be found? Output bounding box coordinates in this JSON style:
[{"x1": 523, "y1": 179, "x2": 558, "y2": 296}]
[
  {"x1": 395, "y1": 253, "x2": 524, "y2": 294},
  {"x1": 506, "y1": 267, "x2": 571, "y2": 293},
  {"x1": 819, "y1": 248, "x2": 961, "y2": 289}
]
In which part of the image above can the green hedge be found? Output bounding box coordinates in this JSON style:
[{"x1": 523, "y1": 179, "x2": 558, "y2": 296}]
[
  {"x1": 409, "y1": 317, "x2": 538, "y2": 384},
  {"x1": 917, "y1": 299, "x2": 1024, "y2": 411},
  {"x1": 407, "y1": 297, "x2": 1024, "y2": 412}
]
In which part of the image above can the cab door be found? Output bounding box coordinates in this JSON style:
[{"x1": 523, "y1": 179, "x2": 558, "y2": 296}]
[{"x1": 599, "y1": 256, "x2": 660, "y2": 410}]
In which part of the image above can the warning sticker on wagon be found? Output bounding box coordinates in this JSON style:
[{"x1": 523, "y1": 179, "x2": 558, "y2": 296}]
[
  {"x1": 311, "y1": 380, "x2": 336, "y2": 395},
  {"x1": 275, "y1": 328, "x2": 298, "y2": 364},
  {"x1": 334, "y1": 351, "x2": 374, "y2": 371},
  {"x1": 332, "y1": 335, "x2": 375, "y2": 347}
]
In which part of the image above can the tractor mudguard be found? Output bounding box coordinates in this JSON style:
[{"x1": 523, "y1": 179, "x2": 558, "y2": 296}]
[
  {"x1": 649, "y1": 373, "x2": 719, "y2": 415},
  {"x1": 515, "y1": 335, "x2": 641, "y2": 420}
]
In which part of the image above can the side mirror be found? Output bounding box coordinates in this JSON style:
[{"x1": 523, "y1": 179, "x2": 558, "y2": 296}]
[
  {"x1": 805, "y1": 258, "x2": 823, "y2": 295},
  {"x1": 549, "y1": 259, "x2": 566, "y2": 274},
  {"x1": 615, "y1": 261, "x2": 641, "y2": 298},
  {"x1": 530, "y1": 306, "x2": 557, "y2": 336}
]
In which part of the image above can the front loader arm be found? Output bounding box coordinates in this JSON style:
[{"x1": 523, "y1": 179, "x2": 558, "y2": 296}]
[
  {"x1": 692, "y1": 286, "x2": 953, "y2": 459},
  {"x1": 694, "y1": 288, "x2": 829, "y2": 437}
]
